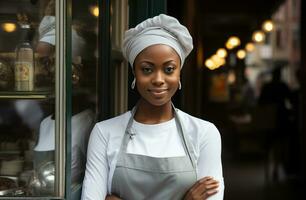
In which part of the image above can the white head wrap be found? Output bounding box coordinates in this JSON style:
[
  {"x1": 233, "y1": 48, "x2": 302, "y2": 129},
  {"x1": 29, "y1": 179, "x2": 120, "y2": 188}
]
[
  {"x1": 122, "y1": 14, "x2": 193, "y2": 68},
  {"x1": 38, "y1": 16, "x2": 85, "y2": 63},
  {"x1": 39, "y1": 16, "x2": 56, "y2": 45}
]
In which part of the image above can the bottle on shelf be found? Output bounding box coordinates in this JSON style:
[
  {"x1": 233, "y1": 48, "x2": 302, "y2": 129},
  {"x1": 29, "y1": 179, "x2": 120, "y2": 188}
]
[{"x1": 15, "y1": 24, "x2": 34, "y2": 91}]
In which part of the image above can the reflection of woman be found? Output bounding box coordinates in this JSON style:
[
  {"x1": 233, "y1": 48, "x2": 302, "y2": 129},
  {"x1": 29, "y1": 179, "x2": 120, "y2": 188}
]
[
  {"x1": 34, "y1": 108, "x2": 94, "y2": 181},
  {"x1": 81, "y1": 14, "x2": 224, "y2": 200},
  {"x1": 34, "y1": 13, "x2": 93, "y2": 186}
]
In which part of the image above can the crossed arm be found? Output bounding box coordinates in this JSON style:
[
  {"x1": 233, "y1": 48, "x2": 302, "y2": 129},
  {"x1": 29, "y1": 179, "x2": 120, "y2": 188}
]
[
  {"x1": 82, "y1": 123, "x2": 224, "y2": 200},
  {"x1": 106, "y1": 176, "x2": 220, "y2": 200},
  {"x1": 105, "y1": 124, "x2": 223, "y2": 200}
]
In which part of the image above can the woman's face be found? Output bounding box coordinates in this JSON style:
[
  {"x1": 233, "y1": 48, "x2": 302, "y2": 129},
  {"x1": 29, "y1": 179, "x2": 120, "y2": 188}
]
[{"x1": 134, "y1": 44, "x2": 181, "y2": 106}]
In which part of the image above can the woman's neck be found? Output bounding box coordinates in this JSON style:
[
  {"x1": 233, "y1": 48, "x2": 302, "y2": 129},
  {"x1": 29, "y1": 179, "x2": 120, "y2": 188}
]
[{"x1": 134, "y1": 99, "x2": 173, "y2": 124}]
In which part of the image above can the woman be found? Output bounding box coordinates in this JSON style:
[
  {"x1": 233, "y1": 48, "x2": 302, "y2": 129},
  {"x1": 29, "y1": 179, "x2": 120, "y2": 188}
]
[{"x1": 81, "y1": 14, "x2": 224, "y2": 200}]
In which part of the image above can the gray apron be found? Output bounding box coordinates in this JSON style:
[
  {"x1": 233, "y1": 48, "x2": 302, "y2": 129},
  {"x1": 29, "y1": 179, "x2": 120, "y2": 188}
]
[{"x1": 111, "y1": 105, "x2": 197, "y2": 200}]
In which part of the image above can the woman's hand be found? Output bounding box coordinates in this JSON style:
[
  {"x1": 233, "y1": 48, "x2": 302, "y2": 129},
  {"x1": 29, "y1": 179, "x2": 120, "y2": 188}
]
[
  {"x1": 184, "y1": 176, "x2": 219, "y2": 200},
  {"x1": 105, "y1": 195, "x2": 122, "y2": 200}
]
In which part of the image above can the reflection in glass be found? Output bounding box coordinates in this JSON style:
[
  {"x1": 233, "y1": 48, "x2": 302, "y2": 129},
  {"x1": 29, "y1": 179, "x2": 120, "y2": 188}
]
[
  {"x1": 70, "y1": 0, "x2": 98, "y2": 198},
  {"x1": 0, "y1": 0, "x2": 56, "y2": 197}
]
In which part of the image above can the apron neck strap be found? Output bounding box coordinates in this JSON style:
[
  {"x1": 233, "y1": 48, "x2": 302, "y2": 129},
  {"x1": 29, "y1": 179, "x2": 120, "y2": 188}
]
[{"x1": 120, "y1": 102, "x2": 196, "y2": 168}]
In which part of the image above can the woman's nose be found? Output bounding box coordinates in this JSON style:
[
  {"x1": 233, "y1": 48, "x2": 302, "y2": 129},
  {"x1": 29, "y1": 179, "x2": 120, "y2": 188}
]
[{"x1": 152, "y1": 71, "x2": 165, "y2": 86}]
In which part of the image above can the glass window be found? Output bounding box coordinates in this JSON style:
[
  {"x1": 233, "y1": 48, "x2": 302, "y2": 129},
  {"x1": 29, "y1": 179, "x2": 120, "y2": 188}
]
[
  {"x1": 70, "y1": 0, "x2": 98, "y2": 197},
  {"x1": 0, "y1": 0, "x2": 57, "y2": 197}
]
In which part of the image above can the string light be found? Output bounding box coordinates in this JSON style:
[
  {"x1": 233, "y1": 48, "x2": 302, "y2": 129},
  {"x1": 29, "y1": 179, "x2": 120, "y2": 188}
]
[
  {"x1": 252, "y1": 31, "x2": 265, "y2": 43},
  {"x1": 205, "y1": 59, "x2": 215, "y2": 69},
  {"x1": 245, "y1": 43, "x2": 255, "y2": 52},
  {"x1": 262, "y1": 20, "x2": 274, "y2": 32},
  {"x1": 237, "y1": 49, "x2": 246, "y2": 59},
  {"x1": 205, "y1": 54, "x2": 226, "y2": 70},
  {"x1": 226, "y1": 36, "x2": 241, "y2": 49},
  {"x1": 216, "y1": 48, "x2": 227, "y2": 58}
]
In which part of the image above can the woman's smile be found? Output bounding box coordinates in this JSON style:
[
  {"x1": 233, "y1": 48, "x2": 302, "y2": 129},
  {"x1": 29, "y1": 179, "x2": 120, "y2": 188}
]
[{"x1": 148, "y1": 88, "x2": 168, "y2": 97}]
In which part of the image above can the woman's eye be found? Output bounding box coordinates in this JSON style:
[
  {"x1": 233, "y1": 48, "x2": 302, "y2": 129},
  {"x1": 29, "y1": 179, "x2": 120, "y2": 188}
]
[
  {"x1": 164, "y1": 66, "x2": 175, "y2": 74},
  {"x1": 141, "y1": 66, "x2": 153, "y2": 74}
]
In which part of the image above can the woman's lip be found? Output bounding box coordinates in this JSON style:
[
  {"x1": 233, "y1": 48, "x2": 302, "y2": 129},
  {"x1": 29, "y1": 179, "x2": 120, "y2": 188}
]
[
  {"x1": 148, "y1": 89, "x2": 168, "y2": 96},
  {"x1": 148, "y1": 89, "x2": 168, "y2": 93}
]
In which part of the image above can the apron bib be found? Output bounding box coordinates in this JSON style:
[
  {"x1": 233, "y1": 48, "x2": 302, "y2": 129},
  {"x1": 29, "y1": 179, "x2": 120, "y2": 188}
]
[{"x1": 111, "y1": 104, "x2": 197, "y2": 199}]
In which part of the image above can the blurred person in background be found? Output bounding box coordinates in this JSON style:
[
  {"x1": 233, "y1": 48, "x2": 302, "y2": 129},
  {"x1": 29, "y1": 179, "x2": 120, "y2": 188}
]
[{"x1": 258, "y1": 65, "x2": 291, "y2": 181}]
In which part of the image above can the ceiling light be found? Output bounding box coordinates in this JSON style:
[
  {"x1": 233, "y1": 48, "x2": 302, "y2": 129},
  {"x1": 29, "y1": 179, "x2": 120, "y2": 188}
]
[
  {"x1": 252, "y1": 31, "x2": 265, "y2": 43},
  {"x1": 262, "y1": 20, "x2": 274, "y2": 32},
  {"x1": 205, "y1": 59, "x2": 215, "y2": 69},
  {"x1": 226, "y1": 36, "x2": 241, "y2": 49},
  {"x1": 216, "y1": 48, "x2": 227, "y2": 58},
  {"x1": 212, "y1": 55, "x2": 226, "y2": 68},
  {"x1": 237, "y1": 49, "x2": 246, "y2": 59},
  {"x1": 226, "y1": 41, "x2": 234, "y2": 50},
  {"x1": 211, "y1": 55, "x2": 221, "y2": 65},
  {"x1": 245, "y1": 43, "x2": 255, "y2": 52},
  {"x1": 90, "y1": 5, "x2": 99, "y2": 17},
  {"x1": 2, "y1": 23, "x2": 16, "y2": 32}
]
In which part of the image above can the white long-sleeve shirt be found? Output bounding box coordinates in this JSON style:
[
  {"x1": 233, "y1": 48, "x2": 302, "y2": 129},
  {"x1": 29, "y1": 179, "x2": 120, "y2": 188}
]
[
  {"x1": 34, "y1": 109, "x2": 95, "y2": 184},
  {"x1": 81, "y1": 109, "x2": 224, "y2": 200}
]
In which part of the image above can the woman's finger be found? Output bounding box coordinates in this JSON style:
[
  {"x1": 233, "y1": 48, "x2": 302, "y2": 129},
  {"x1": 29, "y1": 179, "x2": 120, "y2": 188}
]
[
  {"x1": 196, "y1": 180, "x2": 219, "y2": 194},
  {"x1": 203, "y1": 188, "x2": 219, "y2": 199},
  {"x1": 187, "y1": 177, "x2": 213, "y2": 194},
  {"x1": 184, "y1": 177, "x2": 219, "y2": 199},
  {"x1": 196, "y1": 182, "x2": 219, "y2": 200},
  {"x1": 207, "y1": 182, "x2": 220, "y2": 189}
]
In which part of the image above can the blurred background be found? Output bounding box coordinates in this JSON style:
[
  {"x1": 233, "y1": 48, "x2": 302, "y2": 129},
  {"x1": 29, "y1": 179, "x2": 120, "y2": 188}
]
[{"x1": 167, "y1": 0, "x2": 305, "y2": 199}]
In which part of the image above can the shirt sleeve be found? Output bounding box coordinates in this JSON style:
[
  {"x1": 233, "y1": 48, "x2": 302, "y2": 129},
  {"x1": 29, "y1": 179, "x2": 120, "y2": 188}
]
[
  {"x1": 81, "y1": 124, "x2": 109, "y2": 200},
  {"x1": 197, "y1": 123, "x2": 224, "y2": 200}
]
